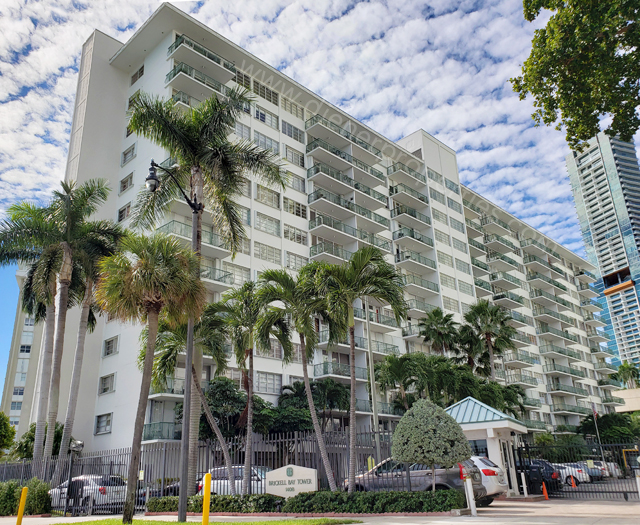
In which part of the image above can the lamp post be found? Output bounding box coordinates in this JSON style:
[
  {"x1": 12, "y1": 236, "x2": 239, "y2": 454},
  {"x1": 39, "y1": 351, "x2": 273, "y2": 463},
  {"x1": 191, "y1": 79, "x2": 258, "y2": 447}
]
[
  {"x1": 146, "y1": 159, "x2": 202, "y2": 522},
  {"x1": 63, "y1": 440, "x2": 84, "y2": 517}
]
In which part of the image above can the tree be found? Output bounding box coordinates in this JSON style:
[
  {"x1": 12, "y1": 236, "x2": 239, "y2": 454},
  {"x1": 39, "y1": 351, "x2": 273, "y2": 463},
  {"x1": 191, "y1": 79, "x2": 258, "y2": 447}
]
[
  {"x1": 374, "y1": 354, "x2": 416, "y2": 411},
  {"x1": 392, "y1": 399, "x2": 472, "y2": 492},
  {"x1": 578, "y1": 412, "x2": 640, "y2": 443},
  {"x1": 10, "y1": 422, "x2": 64, "y2": 460},
  {"x1": 96, "y1": 232, "x2": 205, "y2": 523},
  {"x1": 613, "y1": 361, "x2": 640, "y2": 389},
  {"x1": 318, "y1": 246, "x2": 407, "y2": 493},
  {"x1": 128, "y1": 87, "x2": 286, "y2": 493},
  {"x1": 463, "y1": 300, "x2": 517, "y2": 381},
  {"x1": 475, "y1": 381, "x2": 525, "y2": 418},
  {"x1": 256, "y1": 265, "x2": 341, "y2": 491},
  {"x1": 0, "y1": 413, "x2": 16, "y2": 454},
  {"x1": 453, "y1": 324, "x2": 491, "y2": 376},
  {"x1": 510, "y1": 1, "x2": 640, "y2": 150},
  {"x1": 418, "y1": 307, "x2": 458, "y2": 354},
  {"x1": 313, "y1": 379, "x2": 350, "y2": 431}
]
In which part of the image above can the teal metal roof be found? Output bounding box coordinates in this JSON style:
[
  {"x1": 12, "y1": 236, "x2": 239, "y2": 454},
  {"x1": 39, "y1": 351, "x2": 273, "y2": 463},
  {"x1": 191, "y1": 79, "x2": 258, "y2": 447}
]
[{"x1": 445, "y1": 397, "x2": 523, "y2": 426}]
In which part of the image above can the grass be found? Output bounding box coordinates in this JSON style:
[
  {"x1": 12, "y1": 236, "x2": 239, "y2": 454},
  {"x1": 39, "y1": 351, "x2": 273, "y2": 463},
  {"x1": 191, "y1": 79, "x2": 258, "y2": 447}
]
[{"x1": 56, "y1": 520, "x2": 362, "y2": 525}]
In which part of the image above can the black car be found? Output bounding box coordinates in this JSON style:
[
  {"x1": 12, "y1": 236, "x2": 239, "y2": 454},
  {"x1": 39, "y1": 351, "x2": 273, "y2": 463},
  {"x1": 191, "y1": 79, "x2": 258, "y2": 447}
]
[{"x1": 516, "y1": 458, "x2": 562, "y2": 494}]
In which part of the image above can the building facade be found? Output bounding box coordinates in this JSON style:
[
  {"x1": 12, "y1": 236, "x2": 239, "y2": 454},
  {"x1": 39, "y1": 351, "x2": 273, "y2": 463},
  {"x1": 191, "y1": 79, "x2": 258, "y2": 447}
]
[
  {"x1": 566, "y1": 133, "x2": 640, "y2": 366},
  {"x1": 1, "y1": 3, "x2": 623, "y2": 450}
]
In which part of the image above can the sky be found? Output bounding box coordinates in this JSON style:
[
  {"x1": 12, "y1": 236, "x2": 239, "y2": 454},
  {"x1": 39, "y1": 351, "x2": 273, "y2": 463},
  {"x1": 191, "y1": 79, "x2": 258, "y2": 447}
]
[{"x1": 0, "y1": 0, "x2": 639, "y2": 391}]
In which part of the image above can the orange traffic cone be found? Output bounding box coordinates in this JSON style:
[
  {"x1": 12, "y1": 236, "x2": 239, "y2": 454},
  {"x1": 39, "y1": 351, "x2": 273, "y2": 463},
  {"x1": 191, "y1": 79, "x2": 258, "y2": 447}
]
[
  {"x1": 571, "y1": 475, "x2": 577, "y2": 488},
  {"x1": 542, "y1": 481, "x2": 549, "y2": 500}
]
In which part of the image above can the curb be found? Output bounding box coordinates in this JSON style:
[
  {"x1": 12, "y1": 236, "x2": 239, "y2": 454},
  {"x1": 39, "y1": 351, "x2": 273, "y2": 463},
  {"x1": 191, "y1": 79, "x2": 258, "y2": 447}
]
[{"x1": 146, "y1": 509, "x2": 469, "y2": 517}]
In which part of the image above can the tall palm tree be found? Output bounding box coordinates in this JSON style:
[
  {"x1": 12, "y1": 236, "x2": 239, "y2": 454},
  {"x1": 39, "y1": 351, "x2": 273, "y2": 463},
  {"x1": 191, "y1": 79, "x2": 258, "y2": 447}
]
[
  {"x1": 453, "y1": 324, "x2": 491, "y2": 376},
  {"x1": 463, "y1": 300, "x2": 517, "y2": 381},
  {"x1": 374, "y1": 354, "x2": 416, "y2": 410},
  {"x1": 318, "y1": 246, "x2": 407, "y2": 493},
  {"x1": 256, "y1": 266, "x2": 340, "y2": 491},
  {"x1": 418, "y1": 307, "x2": 458, "y2": 354},
  {"x1": 128, "y1": 88, "x2": 285, "y2": 491},
  {"x1": 613, "y1": 361, "x2": 640, "y2": 389},
  {"x1": 314, "y1": 378, "x2": 350, "y2": 431},
  {"x1": 95, "y1": 232, "x2": 205, "y2": 524}
]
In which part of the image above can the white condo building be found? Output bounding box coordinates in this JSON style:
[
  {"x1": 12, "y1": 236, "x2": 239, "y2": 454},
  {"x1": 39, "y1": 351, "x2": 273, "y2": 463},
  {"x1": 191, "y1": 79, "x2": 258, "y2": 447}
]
[{"x1": 1, "y1": 3, "x2": 623, "y2": 451}]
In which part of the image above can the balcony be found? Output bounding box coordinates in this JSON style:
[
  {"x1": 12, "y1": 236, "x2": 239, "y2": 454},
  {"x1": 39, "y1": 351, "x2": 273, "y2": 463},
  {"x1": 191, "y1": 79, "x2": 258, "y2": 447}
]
[
  {"x1": 389, "y1": 183, "x2": 429, "y2": 209},
  {"x1": 539, "y1": 344, "x2": 581, "y2": 361},
  {"x1": 308, "y1": 188, "x2": 389, "y2": 232},
  {"x1": 522, "y1": 419, "x2": 548, "y2": 432},
  {"x1": 532, "y1": 305, "x2": 575, "y2": 328},
  {"x1": 481, "y1": 215, "x2": 511, "y2": 235},
  {"x1": 507, "y1": 372, "x2": 538, "y2": 387},
  {"x1": 378, "y1": 402, "x2": 404, "y2": 417},
  {"x1": 391, "y1": 205, "x2": 431, "y2": 230},
  {"x1": 171, "y1": 91, "x2": 201, "y2": 110},
  {"x1": 468, "y1": 238, "x2": 487, "y2": 257},
  {"x1": 402, "y1": 324, "x2": 422, "y2": 341},
  {"x1": 529, "y1": 288, "x2": 573, "y2": 311},
  {"x1": 486, "y1": 252, "x2": 520, "y2": 273},
  {"x1": 575, "y1": 269, "x2": 597, "y2": 283},
  {"x1": 149, "y1": 379, "x2": 186, "y2": 400},
  {"x1": 577, "y1": 283, "x2": 599, "y2": 299},
  {"x1": 406, "y1": 298, "x2": 437, "y2": 317},
  {"x1": 484, "y1": 234, "x2": 518, "y2": 254},
  {"x1": 314, "y1": 362, "x2": 368, "y2": 381},
  {"x1": 200, "y1": 266, "x2": 234, "y2": 293},
  {"x1": 591, "y1": 345, "x2": 615, "y2": 358},
  {"x1": 593, "y1": 360, "x2": 617, "y2": 375},
  {"x1": 536, "y1": 323, "x2": 578, "y2": 344},
  {"x1": 306, "y1": 138, "x2": 385, "y2": 188},
  {"x1": 527, "y1": 272, "x2": 568, "y2": 293},
  {"x1": 402, "y1": 274, "x2": 440, "y2": 297},
  {"x1": 393, "y1": 227, "x2": 434, "y2": 251},
  {"x1": 167, "y1": 34, "x2": 235, "y2": 83},
  {"x1": 502, "y1": 308, "x2": 534, "y2": 328},
  {"x1": 474, "y1": 277, "x2": 493, "y2": 297},
  {"x1": 165, "y1": 62, "x2": 230, "y2": 100},
  {"x1": 583, "y1": 312, "x2": 606, "y2": 328},
  {"x1": 546, "y1": 383, "x2": 589, "y2": 397},
  {"x1": 504, "y1": 350, "x2": 539, "y2": 368},
  {"x1": 395, "y1": 250, "x2": 437, "y2": 274},
  {"x1": 581, "y1": 299, "x2": 603, "y2": 312},
  {"x1": 512, "y1": 330, "x2": 534, "y2": 348},
  {"x1": 318, "y1": 330, "x2": 367, "y2": 350},
  {"x1": 305, "y1": 114, "x2": 382, "y2": 165},
  {"x1": 142, "y1": 422, "x2": 182, "y2": 442},
  {"x1": 465, "y1": 218, "x2": 483, "y2": 238},
  {"x1": 523, "y1": 254, "x2": 565, "y2": 277},
  {"x1": 307, "y1": 162, "x2": 387, "y2": 210},
  {"x1": 353, "y1": 307, "x2": 399, "y2": 333},
  {"x1": 586, "y1": 329, "x2": 610, "y2": 344},
  {"x1": 309, "y1": 213, "x2": 390, "y2": 251},
  {"x1": 489, "y1": 271, "x2": 523, "y2": 290},
  {"x1": 463, "y1": 199, "x2": 483, "y2": 218},
  {"x1": 601, "y1": 395, "x2": 624, "y2": 406},
  {"x1": 553, "y1": 425, "x2": 579, "y2": 434},
  {"x1": 543, "y1": 363, "x2": 586, "y2": 379},
  {"x1": 369, "y1": 340, "x2": 400, "y2": 355},
  {"x1": 387, "y1": 162, "x2": 427, "y2": 187},
  {"x1": 523, "y1": 397, "x2": 542, "y2": 408},
  {"x1": 310, "y1": 242, "x2": 353, "y2": 264},
  {"x1": 552, "y1": 403, "x2": 591, "y2": 416},
  {"x1": 598, "y1": 378, "x2": 622, "y2": 389},
  {"x1": 492, "y1": 290, "x2": 526, "y2": 309},
  {"x1": 471, "y1": 257, "x2": 490, "y2": 276},
  {"x1": 158, "y1": 220, "x2": 230, "y2": 259},
  {"x1": 520, "y1": 238, "x2": 561, "y2": 262}
]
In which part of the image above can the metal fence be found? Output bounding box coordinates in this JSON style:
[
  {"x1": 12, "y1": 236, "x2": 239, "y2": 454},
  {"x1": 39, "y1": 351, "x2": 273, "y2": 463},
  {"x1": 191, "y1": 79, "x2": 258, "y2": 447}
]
[{"x1": 516, "y1": 442, "x2": 640, "y2": 500}]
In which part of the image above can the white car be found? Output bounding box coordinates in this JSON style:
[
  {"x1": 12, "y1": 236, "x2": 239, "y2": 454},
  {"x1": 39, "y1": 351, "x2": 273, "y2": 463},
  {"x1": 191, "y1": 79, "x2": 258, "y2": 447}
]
[
  {"x1": 197, "y1": 465, "x2": 272, "y2": 495},
  {"x1": 48, "y1": 475, "x2": 127, "y2": 514},
  {"x1": 553, "y1": 463, "x2": 590, "y2": 485},
  {"x1": 470, "y1": 456, "x2": 508, "y2": 506}
]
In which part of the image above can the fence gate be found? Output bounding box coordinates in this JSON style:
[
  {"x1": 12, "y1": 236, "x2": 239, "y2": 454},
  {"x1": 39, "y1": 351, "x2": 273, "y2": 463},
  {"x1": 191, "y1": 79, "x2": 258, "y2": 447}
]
[{"x1": 516, "y1": 443, "x2": 639, "y2": 501}]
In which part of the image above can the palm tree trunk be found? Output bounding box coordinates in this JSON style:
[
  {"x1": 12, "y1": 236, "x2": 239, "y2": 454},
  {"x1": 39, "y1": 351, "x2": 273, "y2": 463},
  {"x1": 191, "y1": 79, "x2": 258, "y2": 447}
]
[
  {"x1": 299, "y1": 334, "x2": 338, "y2": 491},
  {"x1": 44, "y1": 245, "x2": 72, "y2": 459},
  {"x1": 399, "y1": 385, "x2": 410, "y2": 411},
  {"x1": 432, "y1": 465, "x2": 436, "y2": 492},
  {"x1": 55, "y1": 279, "x2": 92, "y2": 482},
  {"x1": 33, "y1": 281, "x2": 56, "y2": 461},
  {"x1": 347, "y1": 307, "x2": 357, "y2": 494},
  {"x1": 191, "y1": 365, "x2": 236, "y2": 496},
  {"x1": 123, "y1": 308, "x2": 160, "y2": 523},
  {"x1": 242, "y1": 347, "x2": 254, "y2": 495},
  {"x1": 486, "y1": 335, "x2": 496, "y2": 381}
]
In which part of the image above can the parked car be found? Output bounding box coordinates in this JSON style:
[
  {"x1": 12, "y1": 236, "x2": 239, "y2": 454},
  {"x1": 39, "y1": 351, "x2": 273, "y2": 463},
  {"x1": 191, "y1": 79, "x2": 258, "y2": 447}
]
[
  {"x1": 605, "y1": 461, "x2": 622, "y2": 478},
  {"x1": 470, "y1": 456, "x2": 508, "y2": 506},
  {"x1": 577, "y1": 462, "x2": 604, "y2": 482},
  {"x1": 49, "y1": 475, "x2": 127, "y2": 514},
  {"x1": 347, "y1": 458, "x2": 487, "y2": 501},
  {"x1": 553, "y1": 463, "x2": 590, "y2": 485},
  {"x1": 197, "y1": 465, "x2": 272, "y2": 495},
  {"x1": 516, "y1": 459, "x2": 562, "y2": 494}
]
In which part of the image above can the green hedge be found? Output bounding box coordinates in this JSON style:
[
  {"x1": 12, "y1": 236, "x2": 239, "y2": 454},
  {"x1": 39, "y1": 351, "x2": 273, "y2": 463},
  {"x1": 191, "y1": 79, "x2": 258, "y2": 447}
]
[
  {"x1": 0, "y1": 478, "x2": 52, "y2": 516},
  {"x1": 147, "y1": 490, "x2": 464, "y2": 514}
]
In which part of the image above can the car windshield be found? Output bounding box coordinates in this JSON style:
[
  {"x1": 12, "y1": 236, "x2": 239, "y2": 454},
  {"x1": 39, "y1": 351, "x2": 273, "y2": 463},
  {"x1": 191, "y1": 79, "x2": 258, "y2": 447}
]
[
  {"x1": 373, "y1": 459, "x2": 401, "y2": 474},
  {"x1": 478, "y1": 457, "x2": 499, "y2": 468}
]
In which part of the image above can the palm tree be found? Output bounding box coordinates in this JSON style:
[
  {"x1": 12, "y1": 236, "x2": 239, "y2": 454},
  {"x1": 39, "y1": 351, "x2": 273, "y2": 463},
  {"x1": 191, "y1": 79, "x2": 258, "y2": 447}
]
[
  {"x1": 314, "y1": 378, "x2": 350, "y2": 431},
  {"x1": 95, "y1": 232, "x2": 205, "y2": 523},
  {"x1": 128, "y1": 88, "x2": 285, "y2": 491},
  {"x1": 453, "y1": 324, "x2": 491, "y2": 376},
  {"x1": 418, "y1": 307, "x2": 458, "y2": 355},
  {"x1": 318, "y1": 246, "x2": 407, "y2": 493},
  {"x1": 374, "y1": 354, "x2": 415, "y2": 411},
  {"x1": 613, "y1": 361, "x2": 640, "y2": 389},
  {"x1": 256, "y1": 266, "x2": 340, "y2": 491},
  {"x1": 463, "y1": 300, "x2": 517, "y2": 380}
]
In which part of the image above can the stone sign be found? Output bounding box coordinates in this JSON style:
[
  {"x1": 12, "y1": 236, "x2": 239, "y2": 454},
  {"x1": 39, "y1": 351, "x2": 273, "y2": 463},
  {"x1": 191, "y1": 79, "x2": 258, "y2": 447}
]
[{"x1": 265, "y1": 464, "x2": 318, "y2": 497}]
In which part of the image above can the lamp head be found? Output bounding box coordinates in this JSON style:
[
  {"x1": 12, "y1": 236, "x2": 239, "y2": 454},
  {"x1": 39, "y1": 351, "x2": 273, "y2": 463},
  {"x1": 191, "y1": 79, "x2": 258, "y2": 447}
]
[
  {"x1": 146, "y1": 159, "x2": 160, "y2": 192},
  {"x1": 69, "y1": 440, "x2": 84, "y2": 453}
]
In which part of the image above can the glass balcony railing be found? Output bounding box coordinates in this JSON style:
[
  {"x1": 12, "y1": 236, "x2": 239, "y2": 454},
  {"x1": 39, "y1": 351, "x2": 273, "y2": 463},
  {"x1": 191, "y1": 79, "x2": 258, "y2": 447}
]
[
  {"x1": 318, "y1": 329, "x2": 367, "y2": 349},
  {"x1": 166, "y1": 62, "x2": 230, "y2": 98},
  {"x1": 576, "y1": 269, "x2": 596, "y2": 280},
  {"x1": 552, "y1": 403, "x2": 591, "y2": 415},
  {"x1": 602, "y1": 395, "x2": 624, "y2": 404},
  {"x1": 471, "y1": 257, "x2": 489, "y2": 271},
  {"x1": 493, "y1": 291, "x2": 525, "y2": 306},
  {"x1": 305, "y1": 114, "x2": 382, "y2": 158},
  {"x1": 587, "y1": 329, "x2": 611, "y2": 340},
  {"x1": 487, "y1": 252, "x2": 520, "y2": 270},
  {"x1": 143, "y1": 422, "x2": 182, "y2": 441},
  {"x1": 158, "y1": 221, "x2": 227, "y2": 249},
  {"x1": 598, "y1": 378, "x2": 622, "y2": 388},
  {"x1": 501, "y1": 308, "x2": 534, "y2": 326},
  {"x1": 353, "y1": 308, "x2": 399, "y2": 329},
  {"x1": 578, "y1": 283, "x2": 598, "y2": 294},
  {"x1": 309, "y1": 213, "x2": 390, "y2": 250},
  {"x1": 507, "y1": 373, "x2": 538, "y2": 386},
  {"x1": 594, "y1": 360, "x2": 617, "y2": 372},
  {"x1": 536, "y1": 323, "x2": 578, "y2": 343},
  {"x1": 539, "y1": 344, "x2": 581, "y2": 360},
  {"x1": 485, "y1": 234, "x2": 519, "y2": 252},
  {"x1": 520, "y1": 238, "x2": 560, "y2": 260},
  {"x1": 403, "y1": 274, "x2": 440, "y2": 293},
  {"x1": 468, "y1": 238, "x2": 487, "y2": 253},
  {"x1": 474, "y1": 277, "x2": 492, "y2": 291},
  {"x1": 378, "y1": 402, "x2": 404, "y2": 416},
  {"x1": 171, "y1": 91, "x2": 201, "y2": 108},
  {"x1": 463, "y1": 199, "x2": 483, "y2": 215},
  {"x1": 402, "y1": 324, "x2": 421, "y2": 337},
  {"x1": 532, "y1": 305, "x2": 575, "y2": 326},
  {"x1": 389, "y1": 183, "x2": 429, "y2": 205},
  {"x1": 168, "y1": 34, "x2": 236, "y2": 73},
  {"x1": 490, "y1": 272, "x2": 523, "y2": 287},
  {"x1": 504, "y1": 350, "x2": 539, "y2": 365},
  {"x1": 200, "y1": 266, "x2": 234, "y2": 285},
  {"x1": 481, "y1": 215, "x2": 511, "y2": 231},
  {"x1": 530, "y1": 288, "x2": 574, "y2": 310},
  {"x1": 306, "y1": 138, "x2": 384, "y2": 182},
  {"x1": 370, "y1": 340, "x2": 400, "y2": 354},
  {"x1": 527, "y1": 272, "x2": 568, "y2": 292},
  {"x1": 307, "y1": 163, "x2": 387, "y2": 204},
  {"x1": 513, "y1": 331, "x2": 533, "y2": 345},
  {"x1": 308, "y1": 188, "x2": 389, "y2": 227},
  {"x1": 406, "y1": 298, "x2": 437, "y2": 314},
  {"x1": 395, "y1": 250, "x2": 437, "y2": 270},
  {"x1": 522, "y1": 397, "x2": 542, "y2": 408},
  {"x1": 387, "y1": 162, "x2": 427, "y2": 184},
  {"x1": 543, "y1": 363, "x2": 586, "y2": 378},
  {"x1": 149, "y1": 378, "x2": 186, "y2": 396},
  {"x1": 591, "y1": 345, "x2": 615, "y2": 356},
  {"x1": 393, "y1": 227, "x2": 434, "y2": 247},
  {"x1": 355, "y1": 399, "x2": 373, "y2": 412},
  {"x1": 523, "y1": 254, "x2": 565, "y2": 277},
  {"x1": 390, "y1": 205, "x2": 431, "y2": 226},
  {"x1": 466, "y1": 218, "x2": 483, "y2": 232},
  {"x1": 314, "y1": 362, "x2": 368, "y2": 380},
  {"x1": 581, "y1": 299, "x2": 603, "y2": 310},
  {"x1": 310, "y1": 242, "x2": 353, "y2": 261},
  {"x1": 546, "y1": 383, "x2": 589, "y2": 396},
  {"x1": 522, "y1": 419, "x2": 547, "y2": 430}
]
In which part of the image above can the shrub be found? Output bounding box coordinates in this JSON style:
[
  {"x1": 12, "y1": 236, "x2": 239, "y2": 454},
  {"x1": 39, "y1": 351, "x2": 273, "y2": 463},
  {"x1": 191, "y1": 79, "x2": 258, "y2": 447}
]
[
  {"x1": 148, "y1": 493, "x2": 284, "y2": 513},
  {"x1": 0, "y1": 479, "x2": 51, "y2": 516},
  {"x1": 147, "y1": 496, "x2": 179, "y2": 513},
  {"x1": 0, "y1": 480, "x2": 20, "y2": 516}
]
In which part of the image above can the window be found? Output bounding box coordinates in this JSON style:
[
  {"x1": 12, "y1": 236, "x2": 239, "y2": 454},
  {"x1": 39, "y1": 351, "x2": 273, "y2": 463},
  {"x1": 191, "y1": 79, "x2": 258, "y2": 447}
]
[
  {"x1": 283, "y1": 197, "x2": 307, "y2": 218},
  {"x1": 24, "y1": 317, "x2": 35, "y2": 327},
  {"x1": 286, "y1": 172, "x2": 306, "y2": 193},
  {"x1": 121, "y1": 144, "x2": 136, "y2": 166},
  {"x1": 255, "y1": 212, "x2": 280, "y2": 236},
  {"x1": 235, "y1": 122, "x2": 251, "y2": 140},
  {"x1": 461, "y1": 302, "x2": 472, "y2": 314},
  {"x1": 19, "y1": 345, "x2": 31, "y2": 354},
  {"x1": 235, "y1": 70, "x2": 251, "y2": 89},
  {"x1": 437, "y1": 251, "x2": 453, "y2": 267},
  {"x1": 103, "y1": 337, "x2": 118, "y2": 357},
  {"x1": 95, "y1": 413, "x2": 112, "y2": 435},
  {"x1": 20, "y1": 331, "x2": 33, "y2": 344},
  {"x1": 10, "y1": 402, "x2": 22, "y2": 411},
  {"x1": 130, "y1": 65, "x2": 144, "y2": 86},
  {"x1": 255, "y1": 371, "x2": 282, "y2": 394},
  {"x1": 239, "y1": 178, "x2": 251, "y2": 198},
  {"x1": 435, "y1": 229, "x2": 450, "y2": 245},
  {"x1": 257, "y1": 339, "x2": 283, "y2": 359},
  {"x1": 253, "y1": 80, "x2": 279, "y2": 105},
  {"x1": 282, "y1": 121, "x2": 305, "y2": 143},
  {"x1": 445, "y1": 178, "x2": 460, "y2": 194},
  {"x1": 237, "y1": 205, "x2": 251, "y2": 226},
  {"x1": 282, "y1": 97, "x2": 304, "y2": 120},
  {"x1": 440, "y1": 273, "x2": 456, "y2": 290},
  {"x1": 255, "y1": 242, "x2": 281, "y2": 264},
  {"x1": 431, "y1": 208, "x2": 448, "y2": 225},
  {"x1": 456, "y1": 258, "x2": 471, "y2": 275},
  {"x1": 238, "y1": 238, "x2": 251, "y2": 255},
  {"x1": 127, "y1": 90, "x2": 140, "y2": 110},
  {"x1": 286, "y1": 252, "x2": 308, "y2": 271},
  {"x1": 452, "y1": 238, "x2": 468, "y2": 253},
  {"x1": 284, "y1": 224, "x2": 307, "y2": 245},
  {"x1": 16, "y1": 359, "x2": 28, "y2": 373},
  {"x1": 459, "y1": 281, "x2": 475, "y2": 296},
  {"x1": 450, "y1": 216, "x2": 465, "y2": 233},
  {"x1": 225, "y1": 368, "x2": 244, "y2": 390},
  {"x1": 13, "y1": 387, "x2": 24, "y2": 397},
  {"x1": 429, "y1": 188, "x2": 445, "y2": 205},
  {"x1": 255, "y1": 105, "x2": 278, "y2": 129},
  {"x1": 285, "y1": 145, "x2": 305, "y2": 167},
  {"x1": 427, "y1": 168, "x2": 443, "y2": 184},
  {"x1": 9, "y1": 417, "x2": 19, "y2": 427},
  {"x1": 15, "y1": 373, "x2": 26, "y2": 384},
  {"x1": 126, "y1": 126, "x2": 134, "y2": 137},
  {"x1": 118, "y1": 203, "x2": 131, "y2": 223},
  {"x1": 223, "y1": 263, "x2": 251, "y2": 285},
  {"x1": 447, "y1": 197, "x2": 462, "y2": 214},
  {"x1": 254, "y1": 131, "x2": 279, "y2": 154},
  {"x1": 256, "y1": 185, "x2": 280, "y2": 208},
  {"x1": 119, "y1": 173, "x2": 133, "y2": 194},
  {"x1": 442, "y1": 296, "x2": 459, "y2": 313},
  {"x1": 99, "y1": 374, "x2": 115, "y2": 395}
]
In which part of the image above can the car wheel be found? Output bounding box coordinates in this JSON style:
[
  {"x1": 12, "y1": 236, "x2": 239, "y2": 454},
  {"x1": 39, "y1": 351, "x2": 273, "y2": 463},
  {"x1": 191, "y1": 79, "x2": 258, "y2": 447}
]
[
  {"x1": 82, "y1": 497, "x2": 93, "y2": 516},
  {"x1": 477, "y1": 497, "x2": 493, "y2": 507},
  {"x1": 354, "y1": 485, "x2": 367, "y2": 492}
]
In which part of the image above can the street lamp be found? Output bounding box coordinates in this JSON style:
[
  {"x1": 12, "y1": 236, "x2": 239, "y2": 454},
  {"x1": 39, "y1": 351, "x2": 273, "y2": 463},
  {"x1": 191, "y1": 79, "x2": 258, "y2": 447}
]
[
  {"x1": 146, "y1": 159, "x2": 202, "y2": 522},
  {"x1": 64, "y1": 440, "x2": 85, "y2": 516}
]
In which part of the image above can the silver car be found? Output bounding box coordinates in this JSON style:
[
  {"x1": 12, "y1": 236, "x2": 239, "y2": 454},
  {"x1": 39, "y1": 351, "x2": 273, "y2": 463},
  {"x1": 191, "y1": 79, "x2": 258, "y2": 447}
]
[
  {"x1": 197, "y1": 465, "x2": 272, "y2": 495},
  {"x1": 49, "y1": 475, "x2": 127, "y2": 514}
]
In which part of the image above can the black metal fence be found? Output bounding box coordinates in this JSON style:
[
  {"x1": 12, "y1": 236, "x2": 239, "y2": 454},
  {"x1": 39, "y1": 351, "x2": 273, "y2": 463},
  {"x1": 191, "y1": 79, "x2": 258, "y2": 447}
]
[{"x1": 516, "y1": 442, "x2": 640, "y2": 500}]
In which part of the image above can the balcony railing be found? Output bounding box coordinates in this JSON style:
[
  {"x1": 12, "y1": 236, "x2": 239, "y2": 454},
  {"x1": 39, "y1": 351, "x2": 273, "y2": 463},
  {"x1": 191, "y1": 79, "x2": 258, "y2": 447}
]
[
  {"x1": 485, "y1": 234, "x2": 519, "y2": 252},
  {"x1": 466, "y1": 218, "x2": 483, "y2": 232},
  {"x1": 504, "y1": 350, "x2": 539, "y2": 365},
  {"x1": 471, "y1": 257, "x2": 489, "y2": 271},
  {"x1": 502, "y1": 308, "x2": 534, "y2": 326},
  {"x1": 307, "y1": 163, "x2": 387, "y2": 204},
  {"x1": 158, "y1": 220, "x2": 227, "y2": 249},
  {"x1": 487, "y1": 252, "x2": 520, "y2": 270},
  {"x1": 468, "y1": 238, "x2": 486, "y2": 253},
  {"x1": 406, "y1": 298, "x2": 437, "y2": 314},
  {"x1": 166, "y1": 62, "x2": 230, "y2": 98},
  {"x1": 546, "y1": 383, "x2": 589, "y2": 396},
  {"x1": 598, "y1": 378, "x2": 622, "y2": 388},
  {"x1": 393, "y1": 227, "x2": 434, "y2": 247},
  {"x1": 551, "y1": 403, "x2": 591, "y2": 415},
  {"x1": 309, "y1": 213, "x2": 390, "y2": 250},
  {"x1": 387, "y1": 162, "x2": 426, "y2": 184},
  {"x1": 490, "y1": 272, "x2": 523, "y2": 287},
  {"x1": 576, "y1": 269, "x2": 596, "y2": 280},
  {"x1": 523, "y1": 254, "x2": 564, "y2": 276},
  {"x1": 403, "y1": 274, "x2": 440, "y2": 293},
  {"x1": 527, "y1": 272, "x2": 568, "y2": 292},
  {"x1": 587, "y1": 329, "x2": 611, "y2": 341},
  {"x1": 493, "y1": 290, "x2": 525, "y2": 306},
  {"x1": 601, "y1": 395, "x2": 624, "y2": 404},
  {"x1": 171, "y1": 91, "x2": 201, "y2": 108},
  {"x1": 578, "y1": 283, "x2": 598, "y2": 294},
  {"x1": 378, "y1": 402, "x2": 404, "y2": 416},
  {"x1": 168, "y1": 34, "x2": 236, "y2": 72},
  {"x1": 370, "y1": 340, "x2": 400, "y2": 354},
  {"x1": 305, "y1": 114, "x2": 382, "y2": 158},
  {"x1": 355, "y1": 399, "x2": 372, "y2": 412},
  {"x1": 530, "y1": 288, "x2": 574, "y2": 310},
  {"x1": 318, "y1": 329, "x2": 366, "y2": 349},
  {"x1": 522, "y1": 419, "x2": 547, "y2": 430},
  {"x1": 507, "y1": 373, "x2": 538, "y2": 386},
  {"x1": 532, "y1": 305, "x2": 575, "y2": 326},
  {"x1": 520, "y1": 238, "x2": 560, "y2": 260},
  {"x1": 310, "y1": 242, "x2": 353, "y2": 261},
  {"x1": 395, "y1": 250, "x2": 437, "y2": 270},
  {"x1": 391, "y1": 205, "x2": 431, "y2": 226},
  {"x1": 581, "y1": 299, "x2": 603, "y2": 310},
  {"x1": 389, "y1": 183, "x2": 429, "y2": 205},
  {"x1": 474, "y1": 277, "x2": 492, "y2": 291},
  {"x1": 402, "y1": 324, "x2": 421, "y2": 337},
  {"x1": 522, "y1": 397, "x2": 542, "y2": 408},
  {"x1": 543, "y1": 363, "x2": 586, "y2": 378},
  {"x1": 308, "y1": 188, "x2": 390, "y2": 227},
  {"x1": 463, "y1": 199, "x2": 483, "y2": 215},
  {"x1": 513, "y1": 331, "x2": 534, "y2": 345},
  {"x1": 536, "y1": 323, "x2": 578, "y2": 343},
  {"x1": 143, "y1": 422, "x2": 182, "y2": 441},
  {"x1": 314, "y1": 362, "x2": 368, "y2": 380},
  {"x1": 594, "y1": 360, "x2": 617, "y2": 372},
  {"x1": 306, "y1": 138, "x2": 384, "y2": 183},
  {"x1": 149, "y1": 378, "x2": 185, "y2": 396},
  {"x1": 353, "y1": 307, "x2": 399, "y2": 329},
  {"x1": 481, "y1": 215, "x2": 511, "y2": 231},
  {"x1": 200, "y1": 266, "x2": 234, "y2": 285},
  {"x1": 539, "y1": 344, "x2": 581, "y2": 360}
]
